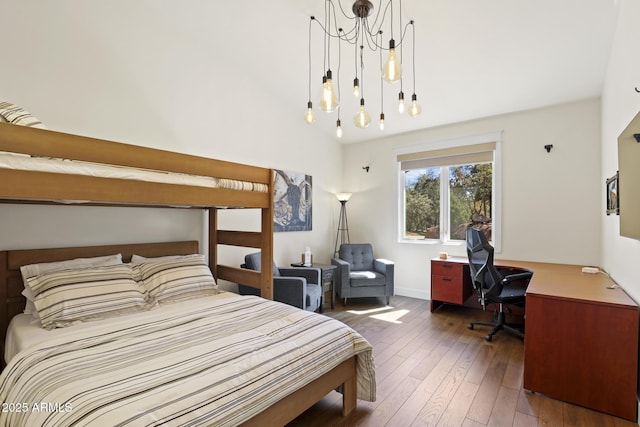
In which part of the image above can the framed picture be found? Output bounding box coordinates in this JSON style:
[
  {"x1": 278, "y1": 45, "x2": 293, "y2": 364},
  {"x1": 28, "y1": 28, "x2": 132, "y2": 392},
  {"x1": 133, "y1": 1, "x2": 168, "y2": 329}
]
[
  {"x1": 273, "y1": 169, "x2": 312, "y2": 232},
  {"x1": 606, "y1": 171, "x2": 619, "y2": 215}
]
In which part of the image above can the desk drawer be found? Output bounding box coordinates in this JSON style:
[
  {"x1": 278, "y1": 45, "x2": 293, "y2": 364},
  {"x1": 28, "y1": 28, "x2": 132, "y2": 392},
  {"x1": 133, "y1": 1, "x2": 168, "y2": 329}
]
[
  {"x1": 431, "y1": 260, "x2": 463, "y2": 277},
  {"x1": 432, "y1": 274, "x2": 466, "y2": 304}
]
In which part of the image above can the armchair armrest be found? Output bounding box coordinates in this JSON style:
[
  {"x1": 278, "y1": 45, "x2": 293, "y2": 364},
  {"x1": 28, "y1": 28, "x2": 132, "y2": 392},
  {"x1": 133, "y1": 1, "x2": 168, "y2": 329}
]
[
  {"x1": 279, "y1": 267, "x2": 321, "y2": 285},
  {"x1": 374, "y1": 258, "x2": 394, "y2": 287},
  {"x1": 273, "y1": 276, "x2": 307, "y2": 309},
  {"x1": 331, "y1": 258, "x2": 349, "y2": 268},
  {"x1": 331, "y1": 258, "x2": 351, "y2": 294}
]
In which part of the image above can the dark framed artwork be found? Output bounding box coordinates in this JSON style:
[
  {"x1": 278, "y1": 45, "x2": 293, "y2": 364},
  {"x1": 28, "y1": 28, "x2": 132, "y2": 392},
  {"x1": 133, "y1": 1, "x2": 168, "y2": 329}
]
[
  {"x1": 273, "y1": 169, "x2": 312, "y2": 232},
  {"x1": 606, "y1": 171, "x2": 619, "y2": 215}
]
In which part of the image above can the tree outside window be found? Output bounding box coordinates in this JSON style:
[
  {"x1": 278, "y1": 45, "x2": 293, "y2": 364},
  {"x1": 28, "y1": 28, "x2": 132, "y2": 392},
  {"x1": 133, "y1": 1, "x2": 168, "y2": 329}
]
[{"x1": 404, "y1": 162, "x2": 492, "y2": 241}]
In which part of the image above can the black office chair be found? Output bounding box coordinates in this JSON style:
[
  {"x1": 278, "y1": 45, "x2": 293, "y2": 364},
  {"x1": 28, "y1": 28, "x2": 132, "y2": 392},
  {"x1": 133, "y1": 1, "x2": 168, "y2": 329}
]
[{"x1": 466, "y1": 228, "x2": 533, "y2": 341}]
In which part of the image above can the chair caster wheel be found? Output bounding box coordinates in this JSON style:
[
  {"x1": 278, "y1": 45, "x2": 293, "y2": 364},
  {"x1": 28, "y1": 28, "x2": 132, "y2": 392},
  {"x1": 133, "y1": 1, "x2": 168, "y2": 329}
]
[
  {"x1": 467, "y1": 324, "x2": 474, "y2": 330},
  {"x1": 485, "y1": 335, "x2": 493, "y2": 342}
]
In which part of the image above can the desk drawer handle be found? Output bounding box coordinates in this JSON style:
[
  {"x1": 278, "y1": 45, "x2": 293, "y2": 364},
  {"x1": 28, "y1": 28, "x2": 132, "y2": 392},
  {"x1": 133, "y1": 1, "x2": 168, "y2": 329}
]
[{"x1": 442, "y1": 277, "x2": 453, "y2": 282}]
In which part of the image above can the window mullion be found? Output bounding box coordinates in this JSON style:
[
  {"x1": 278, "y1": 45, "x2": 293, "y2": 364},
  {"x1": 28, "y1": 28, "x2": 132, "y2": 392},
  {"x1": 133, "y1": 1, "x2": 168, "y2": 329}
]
[{"x1": 441, "y1": 166, "x2": 449, "y2": 241}]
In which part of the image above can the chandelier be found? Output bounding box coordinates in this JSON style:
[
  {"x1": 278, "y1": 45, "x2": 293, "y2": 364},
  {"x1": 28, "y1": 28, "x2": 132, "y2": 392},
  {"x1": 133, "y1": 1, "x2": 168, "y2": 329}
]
[{"x1": 304, "y1": 0, "x2": 421, "y2": 138}]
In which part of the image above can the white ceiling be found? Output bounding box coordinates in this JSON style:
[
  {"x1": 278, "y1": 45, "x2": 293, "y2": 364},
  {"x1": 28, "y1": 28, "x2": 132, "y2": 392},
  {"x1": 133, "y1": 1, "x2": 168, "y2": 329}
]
[{"x1": 278, "y1": 0, "x2": 618, "y2": 143}]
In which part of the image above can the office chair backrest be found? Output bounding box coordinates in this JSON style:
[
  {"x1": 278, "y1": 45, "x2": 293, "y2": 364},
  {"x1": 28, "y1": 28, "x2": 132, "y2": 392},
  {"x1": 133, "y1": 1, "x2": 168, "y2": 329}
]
[{"x1": 465, "y1": 228, "x2": 503, "y2": 297}]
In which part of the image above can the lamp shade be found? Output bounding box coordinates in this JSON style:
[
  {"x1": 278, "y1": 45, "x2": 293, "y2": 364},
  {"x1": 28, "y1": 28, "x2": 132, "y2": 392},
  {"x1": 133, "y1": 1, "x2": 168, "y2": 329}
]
[{"x1": 336, "y1": 192, "x2": 352, "y2": 202}]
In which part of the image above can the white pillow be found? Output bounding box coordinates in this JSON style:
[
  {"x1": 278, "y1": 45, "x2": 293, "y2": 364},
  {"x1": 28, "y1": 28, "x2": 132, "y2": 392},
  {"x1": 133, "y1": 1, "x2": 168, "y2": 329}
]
[
  {"x1": 133, "y1": 254, "x2": 218, "y2": 304},
  {"x1": 0, "y1": 100, "x2": 47, "y2": 129},
  {"x1": 27, "y1": 264, "x2": 148, "y2": 330},
  {"x1": 21, "y1": 254, "x2": 123, "y2": 317}
]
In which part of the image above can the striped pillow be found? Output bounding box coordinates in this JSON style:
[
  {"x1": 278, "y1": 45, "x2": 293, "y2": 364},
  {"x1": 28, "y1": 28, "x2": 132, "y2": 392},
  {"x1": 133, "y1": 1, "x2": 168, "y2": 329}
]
[
  {"x1": 20, "y1": 254, "x2": 124, "y2": 318},
  {"x1": 27, "y1": 264, "x2": 147, "y2": 330},
  {"x1": 134, "y1": 254, "x2": 219, "y2": 303},
  {"x1": 0, "y1": 100, "x2": 47, "y2": 129}
]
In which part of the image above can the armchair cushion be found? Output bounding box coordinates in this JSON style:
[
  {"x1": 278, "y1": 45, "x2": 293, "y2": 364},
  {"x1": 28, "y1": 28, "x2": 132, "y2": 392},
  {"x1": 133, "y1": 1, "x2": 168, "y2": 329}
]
[{"x1": 350, "y1": 271, "x2": 385, "y2": 287}]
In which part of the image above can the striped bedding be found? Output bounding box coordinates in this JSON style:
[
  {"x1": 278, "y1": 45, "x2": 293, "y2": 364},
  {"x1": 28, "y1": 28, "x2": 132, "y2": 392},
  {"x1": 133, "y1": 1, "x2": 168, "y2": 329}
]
[
  {"x1": 0, "y1": 153, "x2": 269, "y2": 194},
  {"x1": 0, "y1": 293, "x2": 375, "y2": 426}
]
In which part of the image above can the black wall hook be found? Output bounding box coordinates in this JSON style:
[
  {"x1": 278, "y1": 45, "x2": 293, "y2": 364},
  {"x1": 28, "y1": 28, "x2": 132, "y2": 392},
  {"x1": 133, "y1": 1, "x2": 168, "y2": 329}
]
[
  {"x1": 544, "y1": 144, "x2": 553, "y2": 153},
  {"x1": 362, "y1": 165, "x2": 370, "y2": 172},
  {"x1": 636, "y1": 87, "x2": 640, "y2": 93}
]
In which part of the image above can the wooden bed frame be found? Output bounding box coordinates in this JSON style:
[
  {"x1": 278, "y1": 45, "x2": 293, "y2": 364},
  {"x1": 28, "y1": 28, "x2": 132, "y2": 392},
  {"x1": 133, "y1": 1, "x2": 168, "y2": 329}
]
[
  {"x1": 0, "y1": 122, "x2": 273, "y2": 299},
  {"x1": 0, "y1": 241, "x2": 357, "y2": 424},
  {"x1": 0, "y1": 124, "x2": 359, "y2": 423}
]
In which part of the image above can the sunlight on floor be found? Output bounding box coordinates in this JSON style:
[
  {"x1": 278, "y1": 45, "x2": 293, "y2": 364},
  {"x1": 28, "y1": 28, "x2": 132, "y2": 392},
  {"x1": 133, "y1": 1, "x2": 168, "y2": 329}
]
[{"x1": 346, "y1": 306, "x2": 410, "y2": 324}]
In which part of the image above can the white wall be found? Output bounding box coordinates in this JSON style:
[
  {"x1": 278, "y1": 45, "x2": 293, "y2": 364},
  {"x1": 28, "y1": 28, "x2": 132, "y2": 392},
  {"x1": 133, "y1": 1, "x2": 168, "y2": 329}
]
[
  {"x1": 343, "y1": 99, "x2": 602, "y2": 300},
  {"x1": 0, "y1": 1, "x2": 341, "y2": 275},
  {"x1": 600, "y1": 0, "x2": 640, "y2": 303}
]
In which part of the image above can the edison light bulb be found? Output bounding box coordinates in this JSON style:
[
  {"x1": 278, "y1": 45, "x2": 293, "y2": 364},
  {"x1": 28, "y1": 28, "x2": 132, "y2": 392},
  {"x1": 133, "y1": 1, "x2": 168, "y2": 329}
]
[
  {"x1": 336, "y1": 119, "x2": 343, "y2": 138},
  {"x1": 353, "y1": 99, "x2": 371, "y2": 128},
  {"x1": 320, "y1": 70, "x2": 339, "y2": 112},
  {"x1": 383, "y1": 40, "x2": 402, "y2": 83},
  {"x1": 353, "y1": 77, "x2": 360, "y2": 98},
  {"x1": 408, "y1": 93, "x2": 422, "y2": 117},
  {"x1": 379, "y1": 113, "x2": 385, "y2": 131},
  {"x1": 304, "y1": 101, "x2": 316, "y2": 124},
  {"x1": 398, "y1": 91, "x2": 405, "y2": 113}
]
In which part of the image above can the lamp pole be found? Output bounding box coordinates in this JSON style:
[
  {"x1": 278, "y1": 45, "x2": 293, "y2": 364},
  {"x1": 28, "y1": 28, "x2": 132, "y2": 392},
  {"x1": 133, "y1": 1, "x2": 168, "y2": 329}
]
[{"x1": 334, "y1": 193, "x2": 351, "y2": 257}]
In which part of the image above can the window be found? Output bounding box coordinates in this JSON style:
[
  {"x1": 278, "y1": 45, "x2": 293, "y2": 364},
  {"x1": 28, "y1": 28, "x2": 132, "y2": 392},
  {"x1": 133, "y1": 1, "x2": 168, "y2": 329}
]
[{"x1": 395, "y1": 133, "x2": 501, "y2": 248}]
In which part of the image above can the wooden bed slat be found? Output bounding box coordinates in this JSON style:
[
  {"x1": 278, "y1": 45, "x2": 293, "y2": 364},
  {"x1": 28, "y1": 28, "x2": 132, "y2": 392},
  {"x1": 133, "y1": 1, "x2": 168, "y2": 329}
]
[
  {"x1": 218, "y1": 265, "x2": 263, "y2": 289},
  {"x1": 217, "y1": 230, "x2": 263, "y2": 248}
]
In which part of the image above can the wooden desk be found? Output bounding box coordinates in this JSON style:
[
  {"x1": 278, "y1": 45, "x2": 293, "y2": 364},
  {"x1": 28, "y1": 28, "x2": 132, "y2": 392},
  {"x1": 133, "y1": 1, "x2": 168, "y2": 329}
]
[
  {"x1": 430, "y1": 257, "x2": 639, "y2": 421},
  {"x1": 517, "y1": 260, "x2": 638, "y2": 421}
]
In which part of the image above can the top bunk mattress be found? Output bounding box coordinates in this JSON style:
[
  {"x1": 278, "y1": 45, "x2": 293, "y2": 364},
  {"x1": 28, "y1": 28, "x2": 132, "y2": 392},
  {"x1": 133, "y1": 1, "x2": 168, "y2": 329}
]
[{"x1": 0, "y1": 153, "x2": 269, "y2": 194}]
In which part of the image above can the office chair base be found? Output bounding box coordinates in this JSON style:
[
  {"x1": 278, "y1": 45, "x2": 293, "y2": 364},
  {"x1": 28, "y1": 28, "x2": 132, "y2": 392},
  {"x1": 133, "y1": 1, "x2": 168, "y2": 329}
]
[{"x1": 468, "y1": 312, "x2": 524, "y2": 342}]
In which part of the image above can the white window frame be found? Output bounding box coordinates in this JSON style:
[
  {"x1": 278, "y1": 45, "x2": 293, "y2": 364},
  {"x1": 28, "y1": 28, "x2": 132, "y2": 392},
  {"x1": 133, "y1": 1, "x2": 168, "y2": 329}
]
[{"x1": 394, "y1": 131, "x2": 502, "y2": 252}]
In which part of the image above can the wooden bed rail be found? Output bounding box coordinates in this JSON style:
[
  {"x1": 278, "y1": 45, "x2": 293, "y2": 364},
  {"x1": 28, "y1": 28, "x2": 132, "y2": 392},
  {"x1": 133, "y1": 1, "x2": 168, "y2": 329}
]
[
  {"x1": 209, "y1": 208, "x2": 273, "y2": 300},
  {"x1": 0, "y1": 123, "x2": 271, "y2": 184}
]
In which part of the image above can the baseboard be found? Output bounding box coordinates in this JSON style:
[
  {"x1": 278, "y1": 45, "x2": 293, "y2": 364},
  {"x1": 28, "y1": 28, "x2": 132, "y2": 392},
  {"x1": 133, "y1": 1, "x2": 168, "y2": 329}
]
[{"x1": 394, "y1": 287, "x2": 428, "y2": 301}]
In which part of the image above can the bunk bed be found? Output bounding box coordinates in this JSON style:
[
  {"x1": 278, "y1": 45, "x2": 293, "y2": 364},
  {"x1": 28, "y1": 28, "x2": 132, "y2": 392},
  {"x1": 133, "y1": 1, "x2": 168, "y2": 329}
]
[{"x1": 0, "y1": 123, "x2": 375, "y2": 425}]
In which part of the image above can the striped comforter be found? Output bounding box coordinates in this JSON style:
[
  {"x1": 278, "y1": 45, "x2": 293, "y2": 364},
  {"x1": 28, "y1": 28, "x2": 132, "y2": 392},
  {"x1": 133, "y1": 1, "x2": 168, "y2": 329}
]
[{"x1": 0, "y1": 293, "x2": 375, "y2": 426}]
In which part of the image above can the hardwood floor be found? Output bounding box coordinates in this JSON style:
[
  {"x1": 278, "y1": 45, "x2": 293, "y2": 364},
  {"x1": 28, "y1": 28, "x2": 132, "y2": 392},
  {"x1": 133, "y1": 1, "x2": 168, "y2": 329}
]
[{"x1": 288, "y1": 296, "x2": 638, "y2": 427}]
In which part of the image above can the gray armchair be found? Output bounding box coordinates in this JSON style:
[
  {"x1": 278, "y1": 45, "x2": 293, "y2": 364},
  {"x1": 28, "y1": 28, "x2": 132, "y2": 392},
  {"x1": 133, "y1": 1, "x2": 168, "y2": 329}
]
[
  {"x1": 238, "y1": 252, "x2": 323, "y2": 312},
  {"x1": 332, "y1": 243, "x2": 394, "y2": 305}
]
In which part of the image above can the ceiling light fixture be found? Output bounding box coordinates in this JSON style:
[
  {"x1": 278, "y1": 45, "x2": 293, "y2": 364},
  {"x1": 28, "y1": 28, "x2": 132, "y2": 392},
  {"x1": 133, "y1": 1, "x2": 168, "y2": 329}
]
[{"x1": 304, "y1": 0, "x2": 420, "y2": 136}]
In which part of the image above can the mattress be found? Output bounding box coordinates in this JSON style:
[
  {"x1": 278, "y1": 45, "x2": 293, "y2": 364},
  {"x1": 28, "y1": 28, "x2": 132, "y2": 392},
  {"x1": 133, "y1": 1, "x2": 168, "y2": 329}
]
[
  {"x1": 0, "y1": 293, "x2": 375, "y2": 426},
  {"x1": 0, "y1": 153, "x2": 269, "y2": 193}
]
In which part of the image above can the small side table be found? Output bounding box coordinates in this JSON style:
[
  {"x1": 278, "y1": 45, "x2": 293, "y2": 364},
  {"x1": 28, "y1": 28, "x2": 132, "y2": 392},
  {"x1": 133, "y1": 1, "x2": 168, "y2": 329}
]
[{"x1": 291, "y1": 263, "x2": 337, "y2": 311}]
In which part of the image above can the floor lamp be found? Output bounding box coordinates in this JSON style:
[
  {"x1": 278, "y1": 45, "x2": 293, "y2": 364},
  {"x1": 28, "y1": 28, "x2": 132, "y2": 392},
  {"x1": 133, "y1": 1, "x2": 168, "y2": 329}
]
[{"x1": 334, "y1": 193, "x2": 352, "y2": 258}]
